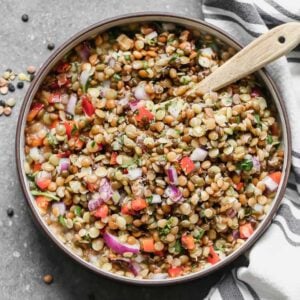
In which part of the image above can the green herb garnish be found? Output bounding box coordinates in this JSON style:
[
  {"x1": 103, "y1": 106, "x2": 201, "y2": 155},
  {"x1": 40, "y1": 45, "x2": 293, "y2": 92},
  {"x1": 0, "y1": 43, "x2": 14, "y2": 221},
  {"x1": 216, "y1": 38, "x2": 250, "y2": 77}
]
[
  {"x1": 169, "y1": 53, "x2": 179, "y2": 62},
  {"x1": 31, "y1": 190, "x2": 60, "y2": 201},
  {"x1": 74, "y1": 206, "x2": 82, "y2": 216},
  {"x1": 124, "y1": 55, "x2": 131, "y2": 61},
  {"x1": 237, "y1": 159, "x2": 253, "y2": 171},
  {"x1": 58, "y1": 215, "x2": 67, "y2": 227},
  {"x1": 71, "y1": 124, "x2": 78, "y2": 136},
  {"x1": 46, "y1": 133, "x2": 58, "y2": 146},
  {"x1": 244, "y1": 207, "x2": 252, "y2": 217},
  {"x1": 174, "y1": 240, "x2": 184, "y2": 254},
  {"x1": 146, "y1": 196, "x2": 153, "y2": 204},
  {"x1": 194, "y1": 228, "x2": 205, "y2": 240},
  {"x1": 266, "y1": 135, "x2": 273, "y2": 144}
]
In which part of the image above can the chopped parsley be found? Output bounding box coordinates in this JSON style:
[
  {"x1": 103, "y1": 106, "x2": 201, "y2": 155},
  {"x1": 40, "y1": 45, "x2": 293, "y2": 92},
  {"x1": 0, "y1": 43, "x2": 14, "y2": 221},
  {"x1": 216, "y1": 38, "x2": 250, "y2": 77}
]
[
  {"x1": 146, "y1": 196, "x2": 153, "y2": 204},
  {"x1": 194, "y1": 228, "x2": 205, "y2": 240},
  {"x1": 58, "y1": 215, "x2": 67, "y2": 227},
  {"x1": 174, "y1": 239, "x2": 184, "y2": 254},
  {"x1": 71, "y1": 124, "x2": 78, "y2": 136},
  {"x1": 124, "y1": 55, "x2": 131, "y2": 61},
  {"x1": 266, "y1": 135, "x2": 273, "y2": 144},
  {"x1": 113, "y1": 73, "x2": 121, "y2": 81},
  {"x1": 169, "y1": 53, "x2": 179, "y2": 63},
  {"x1": 74, "y1": 206, "x2": 82, "y2": 216},
  {"x1": 237, "y1": 158, "x2": 253, "y2": 171}
]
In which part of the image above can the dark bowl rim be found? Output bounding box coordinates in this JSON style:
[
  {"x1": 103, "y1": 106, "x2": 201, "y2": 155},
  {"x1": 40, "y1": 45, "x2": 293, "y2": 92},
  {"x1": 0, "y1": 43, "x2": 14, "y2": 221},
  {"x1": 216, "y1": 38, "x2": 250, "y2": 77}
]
[{"x1": 15, "y1": 11, "x2": 291, "y2": 285}]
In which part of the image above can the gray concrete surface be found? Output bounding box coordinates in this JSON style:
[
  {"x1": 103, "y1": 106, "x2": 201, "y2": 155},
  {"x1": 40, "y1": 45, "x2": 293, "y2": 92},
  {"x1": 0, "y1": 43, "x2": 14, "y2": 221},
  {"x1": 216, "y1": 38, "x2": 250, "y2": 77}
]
[{"x1": 0, "y1": 1, "x2": 229, "y2": 299}]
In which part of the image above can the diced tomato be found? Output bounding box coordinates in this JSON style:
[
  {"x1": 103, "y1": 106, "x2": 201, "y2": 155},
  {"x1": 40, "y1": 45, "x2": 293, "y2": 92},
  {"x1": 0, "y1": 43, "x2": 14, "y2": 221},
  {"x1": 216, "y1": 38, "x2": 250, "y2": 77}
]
[
  {"x1": 82, "y1": 95, "x2": 95, "y2": 117},
  {"x1": 140, "y1": 237, "x2": 155, "y2": 252},
  {"x1": 235, "y1": 182, "x2": 244, "y2": 191},
  {"x1": 31, "y1": 137, "x2": 44, "y2": 147},
  {"x1": 27, "y1": 103, "x2": 44, "y2": 122},
  {"x1": 121, "y1": 202, "x2": 133, "y2": 215},
  {"x1": 35, "y1": 196, "x2": 49, "y2": 211},
  {"x1": 56, "y1": 62, "x2": 70, "y2": 73},
  {"x1": 269, "y1": 171, "x2": 282, "y2": 185},
  {"x1": 50, "y1": 119, "x2": 59, "y2": 129},
  {"x1": 180, "y1": 157, "x2": 195, "y2": 174},
  {"x1": 154, "y1": 250, "x2": 165, "y2": 256},
  {"x1": 33, "y1": 163, "x2": 42, "y2": 172},
  {"x1": 181, "y1": 234, "x2": 195, "y2": 250},
  {"x1": 57, "y1": 151, "x2": 71, "y2": 158},
  {"x1": 110, "y1": 152, "x2": 118, "y2": 165},
  {"x1": 87, "y1": 182, "x2": 98, "y2": 192},
  {"x1": 168, "y1": 266, "x2": 183, "y2": 278},
  {"x1": 239, "y1": 223, "x2": 254, "y2": 239},
  {"x1": 135, "y1": 107, "x2": 154, "y2": 122},
  {"x1": 36, "y1": 178, "x2": 51, "y2": 190},
  {"x1": 131, "y1": 198, "x2": 147, "y2": 211},
  {"x1": 74, "y1": 138, "x2": 85, "y2": 150},
  {"x1": 49, "y1": 92, "x2": 62, "y2": 104},
  {"x1": 94, "y1": 204, "x2": 109, "y2": 218},
  {"x1": 207, "y1": 246, "x2": 220, "y2": 265},
  {"x1": 64, "y1": 121, "x2": 74, "y2": 139}
]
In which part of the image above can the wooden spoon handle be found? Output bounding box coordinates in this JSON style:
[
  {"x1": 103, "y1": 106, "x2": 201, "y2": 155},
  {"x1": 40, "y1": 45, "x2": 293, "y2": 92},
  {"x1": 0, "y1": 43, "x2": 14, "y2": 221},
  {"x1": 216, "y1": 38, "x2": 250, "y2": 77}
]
[{"x1": 195, "y1": 22, "x2": 300, "y2": 95}]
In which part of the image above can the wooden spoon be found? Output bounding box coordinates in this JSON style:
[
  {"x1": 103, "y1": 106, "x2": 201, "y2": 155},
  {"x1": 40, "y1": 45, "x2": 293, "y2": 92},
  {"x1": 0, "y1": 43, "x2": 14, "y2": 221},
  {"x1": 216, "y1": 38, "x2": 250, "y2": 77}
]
[{"x1": 190, "y1": 22, "x2": 300, "y2": 95}]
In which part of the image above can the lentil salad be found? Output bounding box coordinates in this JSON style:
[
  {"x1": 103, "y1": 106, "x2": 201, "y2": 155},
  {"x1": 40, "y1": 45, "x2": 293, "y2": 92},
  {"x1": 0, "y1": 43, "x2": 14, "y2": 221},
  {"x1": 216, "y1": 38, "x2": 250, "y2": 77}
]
[{"x1": 23, "y1": 22, "x2": 284, "y2": 279}]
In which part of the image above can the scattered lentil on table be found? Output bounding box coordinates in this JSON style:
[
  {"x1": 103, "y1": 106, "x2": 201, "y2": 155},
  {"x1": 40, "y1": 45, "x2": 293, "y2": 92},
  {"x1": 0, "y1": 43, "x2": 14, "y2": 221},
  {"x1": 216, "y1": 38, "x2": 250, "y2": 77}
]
[
  {"x1": 43, "y1": 274, "x2": 53, "y2": 284},
  {"x1": 24, "y1": 22, "x2": 283, "y2": 280}
]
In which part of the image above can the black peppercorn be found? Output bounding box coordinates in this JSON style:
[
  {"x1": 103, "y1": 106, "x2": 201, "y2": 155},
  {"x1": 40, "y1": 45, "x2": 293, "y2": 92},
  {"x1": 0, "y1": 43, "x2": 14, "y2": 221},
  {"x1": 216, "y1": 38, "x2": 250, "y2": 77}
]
[
  {"x1": 21, "y1": 14, "x2": 29, "y2": 22},
  {"x1": 7, "y1": 208, "x2": 14, "y2": 217},
  {"x1": 8, "y1": 83, "x2": 15, "y2": 92},
  {"x1": 47, "y1": 43, "x2": 55, "y2": 50},
  {"x1": 0, "y1": 100, "x2": 5, "y2": 107},
  {"x1": 17, "y1": 82, "x2": 24, "y2": 89}
]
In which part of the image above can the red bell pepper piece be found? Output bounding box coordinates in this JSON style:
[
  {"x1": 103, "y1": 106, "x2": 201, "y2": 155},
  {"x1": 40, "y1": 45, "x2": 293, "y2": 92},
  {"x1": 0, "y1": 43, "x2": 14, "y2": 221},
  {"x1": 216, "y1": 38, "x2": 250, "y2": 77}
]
[
  {"x1": 27, "y1": 103, "x2": 44, "y2": 122},
  {"x1": 168, "y1": 266, "x2": 183, "y2": 278},
  {"x1": 94, "y1": 204, "x2": 109, "y2": 218},
  {"x1": 181, "y1": 234, "x2": 195, "y2": 250},
  {"x1": 207, "y1": 246, "x2": 220, "y2": 265},
  {"x1": 121, "y1": 202, "x2": 134, "y2": 215},
  {"x1": 110, "y1": 152, "x2": 118, "y2": 165},
  {"x1": 82, "y1": 96, "x2": 95, "y2": 117},
  {"x1": 239, "y1": 223, "x2": 254, "y2": 239},
  {"x1": 131, "y1": 198, "x2": 147, "y2": 211},
  {"x1": 269, "y1": 171, "x2": 282, "y2": 185},
  {"x1": 180, "y1": 157, "x2": 195, "y2": 174},
  {"x1": 64, "y1": 121, "x2": 74, "y2": 139},
  {"x1": 135, "y1": 107, "x2": 154, "y2": 122},
  {"x1": 236, "y1": 182, "x2": 244, "y2": 191}
]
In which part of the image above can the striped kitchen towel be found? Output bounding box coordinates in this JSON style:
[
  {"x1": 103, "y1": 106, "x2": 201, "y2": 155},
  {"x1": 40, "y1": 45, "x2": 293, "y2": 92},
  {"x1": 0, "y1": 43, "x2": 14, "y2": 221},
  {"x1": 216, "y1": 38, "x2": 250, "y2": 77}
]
[{"x1": 202, "y1": 1, "x2": 300, "y2": 299}]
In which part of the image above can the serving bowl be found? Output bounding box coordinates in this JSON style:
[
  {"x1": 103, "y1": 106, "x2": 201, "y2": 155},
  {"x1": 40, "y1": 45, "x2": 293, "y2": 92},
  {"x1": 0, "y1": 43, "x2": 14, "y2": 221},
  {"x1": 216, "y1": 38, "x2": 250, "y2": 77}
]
[{"x1": 16, "y1": 12, "x2": 291, "y2": 285}]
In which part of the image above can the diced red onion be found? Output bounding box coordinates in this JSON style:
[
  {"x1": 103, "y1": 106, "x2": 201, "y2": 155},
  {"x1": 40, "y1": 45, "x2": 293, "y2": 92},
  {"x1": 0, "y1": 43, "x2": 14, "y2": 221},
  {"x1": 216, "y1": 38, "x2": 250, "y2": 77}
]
[
  {"x1": 152, "y1": 194, "x2": 162, "y2": 204},
  {"x1": 98, "y1": 178, "x2": 113, "y2": 203},
  {"x1": 252, "y1": 156, "x2": 261, "y2": 172},
  {"x1": 262, "y1": 176, "x2": 278, "y2": 192},
  {"x1": 167, "y1": 167, "x2": 178, "y2": 185},
  {"x1": 251, "y1": 87, "x2": 261, "y2": 97},
  {"x1": 165, "y1": 185, "x2": 182, "y2": 202},
  {"x1": 108, "y1": 57, "x2": 116, "y2": 68},
  {"x1": 103, "y1": 232, "x2": 140, "y2": 254},
  {"x1": 76, "y1": 43, "x2": 90, "y2": 61},
  {"x1": 190, "y1": 148, "x2": 208, "y2": 161},
  {"x1": 232, "y1": 230, "x2": 240, "y2": 240},
  {"x1": 127, "y1": 168, "x2": 142, "y2": 181},
  {"x1": 131, "y1": 262, "x2": 141, "y2": 276},
  {"x1": 80, "y1": 70, "x2": 91, "y2": 89},
  {"x1": 226, "y1": 208, "x2": 237, "y2": 218},
  {"x1": 129, "y1": 99, "x2": 140, "y2": 111},
  {"x1": 152, "y1": 273, "x2": 168, "y2": 279},
  {"x1": 66, "y1": 94, "x2": 77, "y2": 115},
  {"x1": 57, "y1": 158, "x2": 70, "y2": 174},
  {"x1": 52, "y1": 202, "x2": 66, "y2": 216},
  {"x1": 145, "y1": 31, "x2": 158, "y2": 41},
  {"x1": 110, "y1": 258, "x2": 141, "y2": 276},
  {"x1": 134, "y1": 82, "x2": 150, "y2": 101},
  {"x1": 88, "y1": 196, "x2": 103, "y2": 211},
  {"x1": 118, "y1": 96, "x2": 129, "y2": 107}
]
